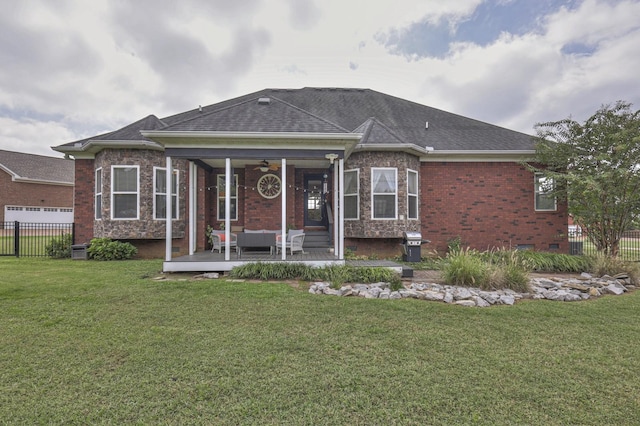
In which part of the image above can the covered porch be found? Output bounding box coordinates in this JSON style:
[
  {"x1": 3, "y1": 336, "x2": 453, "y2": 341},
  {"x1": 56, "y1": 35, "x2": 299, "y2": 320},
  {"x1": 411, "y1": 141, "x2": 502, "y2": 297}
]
[{"x1": 142, "y1": 130, "x2": 361, "y2": 273}]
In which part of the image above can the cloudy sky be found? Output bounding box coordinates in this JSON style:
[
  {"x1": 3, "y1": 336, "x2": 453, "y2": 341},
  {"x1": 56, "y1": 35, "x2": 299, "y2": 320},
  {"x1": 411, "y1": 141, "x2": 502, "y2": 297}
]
[{"x1": 1, "y1": 0, "x2": 639, "y2": 157}]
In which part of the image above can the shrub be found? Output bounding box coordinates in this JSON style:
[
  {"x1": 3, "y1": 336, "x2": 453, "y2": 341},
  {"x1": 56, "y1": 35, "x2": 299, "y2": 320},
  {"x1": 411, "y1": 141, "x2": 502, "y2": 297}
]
[
  {"x1": 87, "y1": 238, "x2": 137, "y2": 261},
  {"x1": 516, "y1": 251, "x2": 592, "y2": 273},
  {"x1": 45, "y1": 233, "x2": 73, "y2": 258},
  {"x1": 442, "y1": 248, "x2": 490, "y2": 287},
  {"x1": 443, "y1": 248, "x2": 531, "y2": 291},
  {"x1": 229, "y1": 263, "x2": 402, "y2": 289},
  {"x1": 589, "y1": 253, "x2": 640, "y2": 285},
  {"x1": 486, "y1": 249, "x2": 532, "y2": 292}
]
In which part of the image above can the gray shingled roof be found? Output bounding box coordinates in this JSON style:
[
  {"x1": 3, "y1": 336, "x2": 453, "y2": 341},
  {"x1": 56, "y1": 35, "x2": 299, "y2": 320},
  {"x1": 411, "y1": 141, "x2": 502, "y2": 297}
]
[
  {"x1": 353, "y1": 117, "x2": 408, "y2": 145},
  {"x1": 165, "y1": 97, "x2": 349, "y2": 133},
  {"x1": 0, "y1": 149, "x2": 74, "y2": 184},
  {"x1": 55, "y1": 87, "x2": 535, "y2": 152}
]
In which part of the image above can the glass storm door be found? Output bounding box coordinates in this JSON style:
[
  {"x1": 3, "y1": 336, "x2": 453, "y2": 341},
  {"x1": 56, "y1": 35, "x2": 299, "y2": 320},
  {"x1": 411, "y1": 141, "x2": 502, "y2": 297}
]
[{"x1": 304, "y1": 174, "x2": 324, "y2": 226}]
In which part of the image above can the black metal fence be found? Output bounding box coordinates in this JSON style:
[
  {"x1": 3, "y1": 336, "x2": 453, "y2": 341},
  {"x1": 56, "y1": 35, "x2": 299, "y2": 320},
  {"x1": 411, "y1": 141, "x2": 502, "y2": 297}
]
[
  {"x1": 0, "y1": 222, "x2": 75, "y2": 257},
  {"x1": 569, "y1": 229, "x2": 640, "y2": 261}
]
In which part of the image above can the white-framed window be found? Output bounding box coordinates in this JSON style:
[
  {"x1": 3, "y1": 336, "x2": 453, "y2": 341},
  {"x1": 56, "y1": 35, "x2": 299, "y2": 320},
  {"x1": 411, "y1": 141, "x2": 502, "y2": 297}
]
[
  {"x1": 154, "y1": 167, "x2": 179, "y2": 220},
  {"x1": 535, "y1": 172, "x2": 557, "y2": 211},
  {"x1": 407, "y1": 169, "x2": 418, "y2": 220},
  {"x1": 371, "y1": 167, "x2": 397, "y2": 219},
  {"x1": 344, "y1": 169, "x2": 359, "y2": 220},
  {"x1": 111, "y1": 165, "x2": 139, "y2": 219},
  {"x1": 217, "y1": 174, "x2": 238, "y2": 221},
  {"x1": 95, "y1": 168, "x2": 102, "y2": 220}
]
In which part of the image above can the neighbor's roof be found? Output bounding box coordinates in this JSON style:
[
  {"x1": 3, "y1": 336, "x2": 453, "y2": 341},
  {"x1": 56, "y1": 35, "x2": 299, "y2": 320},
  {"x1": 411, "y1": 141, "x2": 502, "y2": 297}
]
[
  {"x1": 0, "y1": 149, "x2": 74, "y2": 184},
  {"x1": 54, "y1": 87, "x2": 535, "y2": 152}
]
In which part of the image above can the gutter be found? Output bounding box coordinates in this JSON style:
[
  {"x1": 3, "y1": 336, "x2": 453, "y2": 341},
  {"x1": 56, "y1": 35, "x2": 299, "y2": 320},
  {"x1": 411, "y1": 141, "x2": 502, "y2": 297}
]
[
  {"x1": 52, "y1": 140, "x2": 164, "y2": 155},
  {"x1": 140, "y1": 131, "x2": 363, "y2": 141},
  {"x1": 0, "y1": 164, "x2": 73, "y2": 186},
  {"x1": 353, "y1": 143, "x2": 434, "y2": 156}
]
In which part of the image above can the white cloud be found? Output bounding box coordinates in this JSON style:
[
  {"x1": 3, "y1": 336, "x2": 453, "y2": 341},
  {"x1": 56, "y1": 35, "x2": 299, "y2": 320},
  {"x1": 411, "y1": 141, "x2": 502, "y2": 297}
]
[
  {"x1": 0, "y1": 0, "x2": 638, "y2": 157},
  {"x1": 0, "y1": 116, "x2": 79, "y2": 158}
]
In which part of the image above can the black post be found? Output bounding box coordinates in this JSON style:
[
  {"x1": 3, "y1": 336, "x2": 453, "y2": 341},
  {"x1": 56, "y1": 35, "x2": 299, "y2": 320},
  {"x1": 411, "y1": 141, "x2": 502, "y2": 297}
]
[{"x1": 13, "y1": 221, "x2": 19, "y2": 257}]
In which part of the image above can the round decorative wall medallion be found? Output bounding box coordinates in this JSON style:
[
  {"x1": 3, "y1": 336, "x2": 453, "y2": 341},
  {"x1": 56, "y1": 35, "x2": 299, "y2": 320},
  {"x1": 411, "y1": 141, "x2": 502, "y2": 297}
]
[{"x1": 257, "y1": 173, "x2": 281, "y2": 199}]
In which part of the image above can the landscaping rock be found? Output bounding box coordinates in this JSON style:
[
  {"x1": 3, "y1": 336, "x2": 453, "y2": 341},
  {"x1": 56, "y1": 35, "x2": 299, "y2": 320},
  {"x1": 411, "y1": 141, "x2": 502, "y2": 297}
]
[
  {"x1": 604, "y1": 283, "x2": 627, "y2": 295},
  {"x1": 194, "y1": 272, "x2": 219, "y2": 279},
  {"x1": 453, "y1": 287, "x2": 473, "y2": 300},
  {"x1": 309, "y1": 273, "x2": 634, "y2": 307},
  {"x1": 499, "y1": 295, "x2": 516, "y2": 305}
]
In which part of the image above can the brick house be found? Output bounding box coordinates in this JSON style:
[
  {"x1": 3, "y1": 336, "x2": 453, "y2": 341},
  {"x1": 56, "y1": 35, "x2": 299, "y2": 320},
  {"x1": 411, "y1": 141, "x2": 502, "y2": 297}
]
[
  {"x1": 53, "y1": 88, "x2": 567, "y2": 272},
  {"x1": 0, "y1": 149, "x2": 74, "y2": 223}
]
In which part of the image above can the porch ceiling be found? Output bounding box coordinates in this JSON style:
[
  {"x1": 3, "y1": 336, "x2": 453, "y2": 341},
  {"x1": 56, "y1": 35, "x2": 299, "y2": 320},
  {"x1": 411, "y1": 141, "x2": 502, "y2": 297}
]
[
  {"x1": 165, "y1": 147, "x2": 346, "y2": 169},
  {"x1": 199, "y1": 158, "x2": 329, "y2": 169}
]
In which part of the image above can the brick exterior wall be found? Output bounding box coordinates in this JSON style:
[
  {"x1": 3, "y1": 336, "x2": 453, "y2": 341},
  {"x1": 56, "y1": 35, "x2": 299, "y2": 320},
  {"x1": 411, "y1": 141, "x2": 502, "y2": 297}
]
[
  {"x1": 421, "y1": 161, "x2": 568, "y2": 254},
  {"x1": 71, "y1": 149, "x2": 567, "y2": 259},
  {"x1": 206, "y1": 165, "x2": 329, "y2": 232},
  {"x1": 0, "y1": 168, "x2": 73, "y2": 223},
  {"x1": 73, "y1": 159, "x2": 95, "y2": 245}
]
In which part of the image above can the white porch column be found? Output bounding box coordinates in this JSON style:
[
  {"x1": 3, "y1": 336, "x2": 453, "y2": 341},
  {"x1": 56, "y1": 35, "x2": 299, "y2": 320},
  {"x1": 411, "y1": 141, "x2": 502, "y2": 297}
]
[
  {"x1": 165, "y1": 156, "x2": 173, "y2": 261},
  {"x1": 188, "y1": 161, "x2": 196, "y2": 255},
  {"x1": 280, "y1": 158, "x2": 287, "y2": 260},
  {"x1": 224, "y1": 158, "x2": 232, "y2": 261},
  {"x1": 338, "y1": 158, "x2": 344, "y2": 259},
  {"x1": 333, "y1": 159, "x2": 339, "y2": 256}
]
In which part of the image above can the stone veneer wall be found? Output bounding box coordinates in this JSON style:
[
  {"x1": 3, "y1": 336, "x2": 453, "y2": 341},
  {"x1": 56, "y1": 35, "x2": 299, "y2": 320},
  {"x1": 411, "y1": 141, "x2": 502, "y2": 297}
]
[
  {"x1": 87, "y1": 149, "x2": 190, "y2": 256},
  {"x1": 344, "y1": 151, "x2": 421, "y2": 239}
]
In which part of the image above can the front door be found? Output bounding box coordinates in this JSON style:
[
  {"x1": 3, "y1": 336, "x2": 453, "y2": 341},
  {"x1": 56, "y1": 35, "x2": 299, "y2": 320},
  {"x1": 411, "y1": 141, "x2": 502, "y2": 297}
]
[{"x1": 304, "y1": 174, "x2": 325, "y2": 226}]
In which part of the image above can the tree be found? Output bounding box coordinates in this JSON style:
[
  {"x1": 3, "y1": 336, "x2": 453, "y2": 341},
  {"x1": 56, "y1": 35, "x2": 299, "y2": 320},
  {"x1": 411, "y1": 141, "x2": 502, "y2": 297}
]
[{"x1": 531, "y1": 101, "x2": 640, "y2": 256}]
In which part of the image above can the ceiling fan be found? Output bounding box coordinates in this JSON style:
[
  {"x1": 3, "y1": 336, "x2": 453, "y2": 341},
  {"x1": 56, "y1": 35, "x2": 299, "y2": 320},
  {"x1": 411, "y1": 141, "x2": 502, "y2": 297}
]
[{"x1": 254, "y1": 159, "x2": 280, "y2": 172}]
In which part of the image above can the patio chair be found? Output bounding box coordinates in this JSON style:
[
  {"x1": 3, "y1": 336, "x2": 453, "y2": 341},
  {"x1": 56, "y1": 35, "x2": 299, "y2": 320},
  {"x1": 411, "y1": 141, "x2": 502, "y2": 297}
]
[
  {"x1": 210, "y1": 230, "x2": 237, "y2": 253},
  {"x1": 276, "y1": 230, "x2": 306, "y2": 255}
]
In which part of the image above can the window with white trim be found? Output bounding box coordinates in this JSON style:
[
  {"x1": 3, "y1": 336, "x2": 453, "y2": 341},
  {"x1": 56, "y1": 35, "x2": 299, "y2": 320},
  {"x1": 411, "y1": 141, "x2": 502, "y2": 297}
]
[
  {"x1": 111, "y1": 166, "x2": 139, "y2": 219},
  {"x1": 217, "y1": 174, "x2": 238, "y2": 221},
  {"x1": 95, "y1": 168, "x2": 102, "y2": 220},
  {"x1": 344, "y1": 169, "x2": 359, "y2": 220},
  {"x1": 407, "y1": 169, "x2": 418, "y2": 220},
  {"x1": 535, "y1": 173, "x2": 556, "y2": 211},
  {"x1": 154, "y1": 167, "x2": 179, "y2": 220},
  {"x1": 371, "y1": 168, "x2": 397, "y2": 219}
]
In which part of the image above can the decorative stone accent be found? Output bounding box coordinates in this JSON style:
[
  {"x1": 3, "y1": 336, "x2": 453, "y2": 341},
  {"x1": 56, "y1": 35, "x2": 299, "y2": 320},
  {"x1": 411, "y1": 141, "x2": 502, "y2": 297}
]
[
  {"x1": 308, "y1": 274, "x2": 634, "y2": 307},
  {"x1": 344, "y1": 151, "x2": 421, "y2": 238},
  {"x1": 93, "y1": 149, "x2": 188, "y2": 240}
]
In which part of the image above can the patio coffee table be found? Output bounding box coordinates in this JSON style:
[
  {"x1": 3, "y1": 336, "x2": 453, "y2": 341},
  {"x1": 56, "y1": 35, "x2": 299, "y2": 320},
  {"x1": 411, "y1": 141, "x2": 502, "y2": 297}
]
[{"x1": 236, "y1": 232, "x2": 277, "y2": 258}]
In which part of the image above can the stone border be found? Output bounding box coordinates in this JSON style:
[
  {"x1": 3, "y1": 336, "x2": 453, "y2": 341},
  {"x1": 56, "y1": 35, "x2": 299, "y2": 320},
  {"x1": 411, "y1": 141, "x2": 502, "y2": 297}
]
[{"x1": 309, "y1": 273, "x2": 635, "y2": 307}]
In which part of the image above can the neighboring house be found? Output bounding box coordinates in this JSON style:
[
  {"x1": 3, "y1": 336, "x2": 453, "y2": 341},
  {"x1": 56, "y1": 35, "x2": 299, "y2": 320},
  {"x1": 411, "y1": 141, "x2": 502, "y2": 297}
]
[
  {"x1": 53, "y1": 87, "x2": 567, "y2": 271},
  {"x1": 0, "y1": 149, "x2": 74, "y2": 224}
]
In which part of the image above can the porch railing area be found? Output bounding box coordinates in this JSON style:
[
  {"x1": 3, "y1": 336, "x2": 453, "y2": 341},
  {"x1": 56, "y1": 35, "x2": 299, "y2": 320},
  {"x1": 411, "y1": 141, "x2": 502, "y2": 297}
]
[{"x1": 0, "y1": 221, "x2": 75, "y2": 257}]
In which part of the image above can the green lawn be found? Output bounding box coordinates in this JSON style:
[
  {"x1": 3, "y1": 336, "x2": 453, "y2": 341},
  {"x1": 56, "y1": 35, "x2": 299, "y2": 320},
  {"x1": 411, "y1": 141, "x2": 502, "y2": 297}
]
[{"x1": 1, "y1": 258, "x2": 639, "y2": 425}]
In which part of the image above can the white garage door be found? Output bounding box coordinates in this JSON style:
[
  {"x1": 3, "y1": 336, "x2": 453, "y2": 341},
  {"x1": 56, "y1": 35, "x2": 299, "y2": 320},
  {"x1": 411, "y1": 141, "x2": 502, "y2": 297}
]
[{"x1": 4, "y1": 206, "x2": 73, "y2": 223}]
